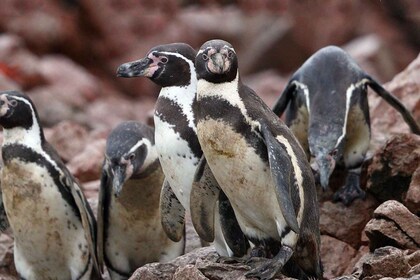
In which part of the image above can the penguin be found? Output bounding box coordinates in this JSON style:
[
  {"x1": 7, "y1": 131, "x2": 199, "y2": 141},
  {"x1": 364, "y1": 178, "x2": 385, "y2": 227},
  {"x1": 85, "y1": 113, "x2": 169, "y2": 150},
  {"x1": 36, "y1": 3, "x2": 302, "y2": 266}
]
[
  {"x1": 191, "y1": 39, "x2": 322, "y2": 280},
  {"x1": 97, "y1": 121, "x2": 184, "y2": 280},
  {"x1": 116, "y1": 43, "x2": 249, "y2": 257},
  {"x1": 272, "y1": 45, "x2": 420, "y2": 205},
  {"x1": 0, "y1": 90, "x2": 101, "y2": 280}
]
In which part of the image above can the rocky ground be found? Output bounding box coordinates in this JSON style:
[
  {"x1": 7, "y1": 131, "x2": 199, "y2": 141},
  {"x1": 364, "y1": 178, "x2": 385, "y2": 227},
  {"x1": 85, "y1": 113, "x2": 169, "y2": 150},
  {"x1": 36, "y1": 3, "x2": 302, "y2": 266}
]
[{"x1": 0, "y1": 0, "x2": 419, "y2": 279}]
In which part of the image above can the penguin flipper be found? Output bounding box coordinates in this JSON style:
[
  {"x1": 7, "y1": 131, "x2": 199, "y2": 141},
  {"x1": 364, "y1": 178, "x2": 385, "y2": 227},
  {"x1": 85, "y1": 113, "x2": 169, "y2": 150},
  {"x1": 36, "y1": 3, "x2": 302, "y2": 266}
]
[
  {"x1": 0, "y1": 186, "x2": 10, "y2": 232},
  {"x1": 43, "y1": 142, "x2": 102, "y2": 277},
  {"x1": 272, "y1": 80, "x2": 296, "y2": 117},
  {"x1": 190, "y1": 156, "x2": 220, "y2": 243},
  {"x1": 97, "y1": 167, "x2": 109, "y2": 272},
  {"x1": 367, "y1": 76, "x2": 420, "y2": 134},
  {"x1": 160, "y1": 178, "x2": 185, "y2": 242},
  {"x1": 218, "y1": 191, "x2": 250, "y2": 257},
  {"x1": 259, "y1": 121, "x2": 299, "y2": 234}
]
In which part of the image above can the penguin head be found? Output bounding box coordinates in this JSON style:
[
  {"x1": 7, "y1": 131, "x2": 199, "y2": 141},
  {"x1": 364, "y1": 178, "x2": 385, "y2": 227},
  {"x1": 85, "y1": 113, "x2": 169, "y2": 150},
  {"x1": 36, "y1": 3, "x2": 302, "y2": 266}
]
[
  {"x1": 116, "y1": 43, "x2": 196, "y2": 87},
  {"x1": 309, "y1": 121, "x2": 345, "y2": 190},
  {"x1": 195, "y1": 39, "x2": 238, "y2": 83},
  {"x1": 104, "y1": 121, "x2": 157, "y2": 197},
  {"x1": 0, "y1": 90, "x2": 39, "y2": 130}
]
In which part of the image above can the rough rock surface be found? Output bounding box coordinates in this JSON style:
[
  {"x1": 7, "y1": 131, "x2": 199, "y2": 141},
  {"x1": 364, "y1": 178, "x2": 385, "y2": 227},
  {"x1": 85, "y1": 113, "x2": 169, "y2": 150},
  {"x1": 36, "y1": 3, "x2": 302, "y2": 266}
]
[
  {"x1": 321, "y1": 235, "x2": 357, "y2": 279},
  {"x1": 364, "y1": 200, "x2": 420, "y2": 251},
  {"x1": 367, "y1": 134, "x2": 420, "y2": 202}
]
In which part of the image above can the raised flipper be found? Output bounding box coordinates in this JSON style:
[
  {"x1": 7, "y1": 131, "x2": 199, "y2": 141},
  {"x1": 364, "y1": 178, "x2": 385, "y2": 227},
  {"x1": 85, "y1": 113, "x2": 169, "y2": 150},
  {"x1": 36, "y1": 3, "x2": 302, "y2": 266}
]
[
  {"x1": 190, "y1": 156, "x2": 221, "y2": 243},
  {"x1": 259, "y1": 121, "x2": 299, "y2": 234},
  {"x1": 367, "y1": 76, "x2": 420, "y2": 134},
  {"x1": 160, "y1": 178, "x2": 185, "y2": 242},
  {"x1": 218, "y1": 191, "x2": 250, "y2": 257},
  {"x1": 272, "y1": 80, "x2": 296, "y2": 117}
]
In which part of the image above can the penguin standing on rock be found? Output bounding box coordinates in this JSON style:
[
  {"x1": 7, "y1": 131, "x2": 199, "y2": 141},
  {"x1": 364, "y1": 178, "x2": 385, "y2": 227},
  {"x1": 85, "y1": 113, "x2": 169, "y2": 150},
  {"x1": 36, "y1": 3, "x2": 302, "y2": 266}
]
[
  {"x1": 116, "y1": 43, "x2": 249, "y2": 258},
  {"x1": 0, "y1": 90, "x2": 101, "y2": 280},
  {"x1": 191, "y1": 39, "x2": 322, "y2": 280},
  {"x1": 97, "y1": 121, "x2": 184, "y2": 280},
  {"x1": 272, "y1": 45, "x2": 420, "y2": 205}
]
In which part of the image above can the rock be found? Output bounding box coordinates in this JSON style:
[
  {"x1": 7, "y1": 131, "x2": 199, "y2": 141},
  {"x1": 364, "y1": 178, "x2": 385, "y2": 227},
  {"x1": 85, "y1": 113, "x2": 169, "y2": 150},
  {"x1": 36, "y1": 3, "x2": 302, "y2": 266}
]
[
  {"x1": 45, "y1": 121, "x2": 89, "y2": 163},
  {"x1": 370, "y1": 53, "x2": 420, "y2": 148},
  {"x1": 0, "y1": 34, "x2": 46, "y2": 90},
  {"x1": 364, "y1": 200, "x2": 420, "y2": 251},
  {"x1": 319, "y1": 195, "x2": 378, "y2": 248},
  {"x1": 404, "y1": 166, "x2": 420, "y2": 215},
  {"x1": 130, "y1": 246, "x2": 293, "y2": 280},
  {"x1": 360, "y1": 246, "x2": 411, "y2": 279},
  {"x1": 343, "y1": 246, "x2": 370, "y2": 276},
  {"x1": 366, "y1": 134, "x2": 420, "y2": 203},
  {"x1": 67, "y1": 138, "x2": 106, "y2": 182},
  {"x1": 320, "y1": 235, "x2": 357, "y2": 279}
]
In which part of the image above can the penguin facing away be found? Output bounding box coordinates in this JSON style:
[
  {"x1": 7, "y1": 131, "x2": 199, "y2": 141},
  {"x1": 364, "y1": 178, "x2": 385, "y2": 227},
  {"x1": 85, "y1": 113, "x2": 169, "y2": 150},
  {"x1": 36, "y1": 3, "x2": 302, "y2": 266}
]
[
  {"x1": 98, "y1": 121, "x2": 184, "y2": 280},
  {"x1": 191, "y1": 39, "x2": 322, "y2": 280},
  {"x1": 272, "y1": 45, "x2": 420, "y2": 205},
  {"x1": 0, "y1": 90, "x2": 101, "y2": 280},
  {"x1": 116, "y1": 43, "x2": 249, "y2": 258}
]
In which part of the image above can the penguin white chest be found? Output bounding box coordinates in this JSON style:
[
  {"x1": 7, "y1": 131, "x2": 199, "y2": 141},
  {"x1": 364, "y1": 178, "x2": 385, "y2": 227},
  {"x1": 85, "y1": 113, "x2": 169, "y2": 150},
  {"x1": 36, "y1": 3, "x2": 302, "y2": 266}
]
[
  {"x1": 1, "y1": 160, "x2": 90, "y2": 279},
  {"x1": 197, "y1": 119, "x2": 284, "y2": 240},
  {"x1": 154, "y1": 115, "x2": 199, "y2": 209}
]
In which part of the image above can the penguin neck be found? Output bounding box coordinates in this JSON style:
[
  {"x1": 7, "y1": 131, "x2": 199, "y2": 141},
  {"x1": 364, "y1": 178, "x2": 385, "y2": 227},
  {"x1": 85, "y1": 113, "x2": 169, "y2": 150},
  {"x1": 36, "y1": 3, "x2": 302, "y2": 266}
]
[
  {"x1": 196, "y1": 70, "x2": 240, "y2": 101},
  {"x1": 157, "y1": 78, "x2": 197, "y2": 131},
  {"x1": 2, "y1": 118, "x2": 45, "y2": 151}
]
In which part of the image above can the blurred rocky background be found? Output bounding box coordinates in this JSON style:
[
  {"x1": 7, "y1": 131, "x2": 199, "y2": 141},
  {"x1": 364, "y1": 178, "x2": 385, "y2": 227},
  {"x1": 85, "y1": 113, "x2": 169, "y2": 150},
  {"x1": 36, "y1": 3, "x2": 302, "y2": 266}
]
[{"x1": 0, "y1": 0, "x2": 419, "y2": 279}]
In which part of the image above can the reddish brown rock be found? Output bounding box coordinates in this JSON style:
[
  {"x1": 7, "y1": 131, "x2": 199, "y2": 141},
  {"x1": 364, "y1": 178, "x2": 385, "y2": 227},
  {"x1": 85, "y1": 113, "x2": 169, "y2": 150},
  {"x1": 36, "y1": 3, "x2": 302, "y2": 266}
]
[
  {"x1": 370, "y1": 53, "x2": 420, "y2": 148},
  {"x1": 319, "y1": 195, "x2": 378, "y2": 248},
  {"x1": 367, "y1": 134, "x2": 420, "y2": 203},
  {"x1": 0, "y1": 34, "x2": 46, "y2": 90},
  {"x1": 403, "y1": 166, "x2": 420, "y2": 215},
  {"x1": 343, "y1": 246, "x2": 370, "y2": 276},
  {"x1": 320, "y1": 235, "x2": 357, "y2": 279},
  {"x1": 67, "y1": 138, "x2": 106, "y2": 182},
  {"x1": 45, "y1": 121, "x2": 89, "y2": 163},
  {"x1": 360, "y1": 246, "x2": 411, "y2": 279},
  {"x1": 364, "y1": 200, "x2": 420, "y2": 251}
]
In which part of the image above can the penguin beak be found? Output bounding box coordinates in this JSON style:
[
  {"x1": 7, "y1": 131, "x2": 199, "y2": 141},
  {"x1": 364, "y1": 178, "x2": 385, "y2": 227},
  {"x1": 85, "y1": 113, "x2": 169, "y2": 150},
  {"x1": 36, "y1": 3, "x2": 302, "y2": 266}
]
[
  {"x1": 112, "y1": 166, "x2": 126, "y2": 198},
  {"x1": 116, "y1": 58, "x2": 152, "y2": 78},
  {"x1": 316, "y1": 154, "x2": 336, "y2": 190}
]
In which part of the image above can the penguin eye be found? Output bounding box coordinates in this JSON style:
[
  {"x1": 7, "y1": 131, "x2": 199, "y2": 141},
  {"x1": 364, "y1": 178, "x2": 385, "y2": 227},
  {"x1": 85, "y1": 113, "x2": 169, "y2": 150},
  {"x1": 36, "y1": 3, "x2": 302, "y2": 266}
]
[
  {"x1": 330, "y1": 149, "x2": 338, "y2": 157},
  {"x1": 128, "y1": 153, "x2": 136, "y2": 161},
  {"x1": 9, "y1": 99, "x2": 18, "y2": 107},
  {"x1": 202, "y1": 54, "x2": 209, "y2": 61},
  {"x1": 160, "y1": 56, "x2": 168, "y2": 64},
  {"x1": 227, "y1": 51, "x2": 234, "y2": 59}
]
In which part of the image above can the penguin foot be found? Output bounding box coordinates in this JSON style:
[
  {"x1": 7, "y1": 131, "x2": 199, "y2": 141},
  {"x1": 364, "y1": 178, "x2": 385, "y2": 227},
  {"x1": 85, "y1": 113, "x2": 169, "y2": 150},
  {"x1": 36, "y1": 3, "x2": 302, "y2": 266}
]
[
  {"x1": 332, "y1": 184, "x2": 365, "y2": 206},
  {"x1": 245, "y1": 258, "x2": 281, "y2": 280},
  {"x1": 245, "y1": 246, "x2": 293, "y2": 280}
]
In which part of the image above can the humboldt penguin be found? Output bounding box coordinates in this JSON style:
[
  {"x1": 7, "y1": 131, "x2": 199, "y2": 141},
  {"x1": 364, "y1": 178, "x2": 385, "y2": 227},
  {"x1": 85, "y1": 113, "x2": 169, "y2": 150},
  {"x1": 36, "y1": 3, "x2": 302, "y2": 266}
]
[
  {"x1": 98, "y1": 121, "x2": 184, "y2": 280},
  {"x1": 116, "y1": 43, "x2": 249, "y2": 257},
  {"x1": 272, "y1": 45, "x2": 420, "y2": 205},
  {"x1": 0, "y1": 90, "x2": 100, "y2": 279},
  {"x1": 191, "y1": 39, "x2": 322, "y2": 280}
]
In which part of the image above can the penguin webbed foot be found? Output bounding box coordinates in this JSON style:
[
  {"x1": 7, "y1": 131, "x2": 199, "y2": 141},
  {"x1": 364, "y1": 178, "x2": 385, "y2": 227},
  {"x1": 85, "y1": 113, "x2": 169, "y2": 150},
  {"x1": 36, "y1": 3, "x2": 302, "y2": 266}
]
[
  {"x1": 245, "y1": 246, "x2": 293, "y2": 280},
  {"x1": 332, "y1": 170, "x2": 365, "y2": 206}
]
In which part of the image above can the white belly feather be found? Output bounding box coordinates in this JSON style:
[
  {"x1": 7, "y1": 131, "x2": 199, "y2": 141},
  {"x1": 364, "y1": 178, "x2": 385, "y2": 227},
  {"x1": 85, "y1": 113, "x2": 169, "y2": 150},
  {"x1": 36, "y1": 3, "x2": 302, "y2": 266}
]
[{"x1": 2, "y1": 160, "x2": 90, "y2": 280}]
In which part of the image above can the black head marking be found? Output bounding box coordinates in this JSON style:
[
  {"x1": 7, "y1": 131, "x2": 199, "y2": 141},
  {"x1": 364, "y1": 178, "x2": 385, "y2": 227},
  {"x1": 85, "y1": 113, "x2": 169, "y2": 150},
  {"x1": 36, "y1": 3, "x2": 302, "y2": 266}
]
[
  {"x1": 117, "y1": 43, "x2": 196, "y2": 87},
  {"x1": 0, "y1": 90, "x2": 39, "y2": 130},
  {"x1": 195, "y1": 39, "x2": 238, "y2": 84},
  {"x1": 105, "y1": 121, "x2": 154, "y2": 179}
]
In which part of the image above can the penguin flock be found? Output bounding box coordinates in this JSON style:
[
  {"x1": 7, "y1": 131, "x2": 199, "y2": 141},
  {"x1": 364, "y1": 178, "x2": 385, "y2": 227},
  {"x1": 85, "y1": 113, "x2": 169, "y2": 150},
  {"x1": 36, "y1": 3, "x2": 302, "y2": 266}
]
[{"x1": 0, "y1": 39, "x2": 417, "y2": 280}]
